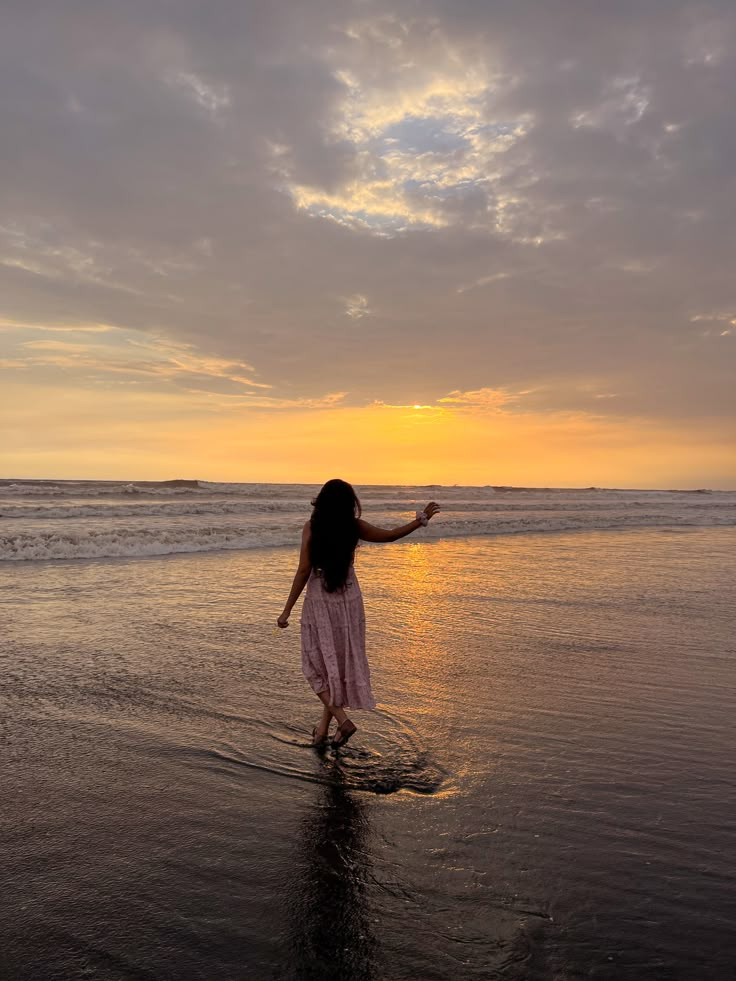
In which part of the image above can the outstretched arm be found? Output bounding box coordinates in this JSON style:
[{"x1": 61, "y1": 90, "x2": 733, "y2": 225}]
[
  {"x1": 358, "y1": 501, "x2": 440, "y2": 543},
  {"x1": 277, "y1": 521, "x2": 312, "y2": 627}
]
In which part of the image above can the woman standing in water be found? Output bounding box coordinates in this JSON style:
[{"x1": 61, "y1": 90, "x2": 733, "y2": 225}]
[{"x1": 277, "y1": 479, "x2": 440, "y2": 748}]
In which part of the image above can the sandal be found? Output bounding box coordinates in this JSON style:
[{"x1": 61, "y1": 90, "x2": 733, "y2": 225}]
[{"x1": 331, "y1": 720, "x2": 357, "y2": 749}]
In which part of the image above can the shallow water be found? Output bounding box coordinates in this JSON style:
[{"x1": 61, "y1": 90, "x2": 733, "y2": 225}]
[{"x1": 2, "y1": 528, "x2": 735, "y2": 979}]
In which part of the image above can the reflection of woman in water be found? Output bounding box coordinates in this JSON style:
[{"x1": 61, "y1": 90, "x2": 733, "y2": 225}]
[
  {"x1": 277, "y1": 479, "x2": 440, "y2": 748},
  {"x1": 288, "y1": 774, "x2": 376, "y2": 980}
]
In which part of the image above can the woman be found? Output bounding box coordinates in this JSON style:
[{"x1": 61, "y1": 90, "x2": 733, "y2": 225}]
[{"x1": 277, "y1": 479, "x2": 440, "y2": 748}]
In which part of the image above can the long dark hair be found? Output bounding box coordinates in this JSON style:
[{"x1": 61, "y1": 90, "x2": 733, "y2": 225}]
[{"x1": 309, "y1": 479, "x2": 361, "y2": 593}]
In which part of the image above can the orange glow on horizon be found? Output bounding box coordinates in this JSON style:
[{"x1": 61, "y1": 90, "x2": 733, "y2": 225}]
[{"x1": 2, "y1": 379, "x2": 734, "y2": 488}]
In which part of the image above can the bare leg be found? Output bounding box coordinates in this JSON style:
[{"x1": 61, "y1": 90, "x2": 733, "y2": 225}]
[
  {"x1": 317, "y1": 690, "x2": 349, "y2": 728},
  {"x1": 317, "y1": 691, "x2": 356, "y2": 745},
  {"x1": 313, "y1": 702, "x2": 333, "y2": 741}
]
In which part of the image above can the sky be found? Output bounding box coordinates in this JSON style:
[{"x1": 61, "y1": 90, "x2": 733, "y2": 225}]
[{"x1": 1, "y1": 0, "x2": 734, "y2": 487}]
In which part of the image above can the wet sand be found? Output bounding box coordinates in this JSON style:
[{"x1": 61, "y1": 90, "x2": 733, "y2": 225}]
[{"x1": 2, "y1": 528, "x2": 735, "y2": 979}]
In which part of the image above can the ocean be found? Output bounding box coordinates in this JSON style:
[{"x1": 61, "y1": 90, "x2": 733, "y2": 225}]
[
  {"x1": 2, "y1": 480, "x2": 735, "y2": 980},
  {"x1": 1, "y1": 479, "x2": 734, "y2": 561}
]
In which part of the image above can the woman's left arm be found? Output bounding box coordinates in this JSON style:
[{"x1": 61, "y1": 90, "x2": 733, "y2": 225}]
[{"x1": 277, "y1": 521, "x2": 312, "y2": 627}]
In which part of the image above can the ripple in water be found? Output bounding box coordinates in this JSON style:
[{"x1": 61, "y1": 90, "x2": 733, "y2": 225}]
[{"x1": 202, "y1": 709, "x2": 451, "y2": 796}]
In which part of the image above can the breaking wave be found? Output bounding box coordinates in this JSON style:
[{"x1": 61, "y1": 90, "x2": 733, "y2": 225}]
[{"x1": 2, "y1": 506, "x2": 734, "y2": 562}]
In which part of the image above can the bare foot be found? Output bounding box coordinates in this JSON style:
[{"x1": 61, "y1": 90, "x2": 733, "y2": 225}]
[{"x1": 312, "y1": 725, "x2": 329, "y2": 746}]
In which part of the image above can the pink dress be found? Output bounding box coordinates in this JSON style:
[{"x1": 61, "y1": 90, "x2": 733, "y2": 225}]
[{"x1": 300, "y1": 565, "x2": 376, "y2": 710}]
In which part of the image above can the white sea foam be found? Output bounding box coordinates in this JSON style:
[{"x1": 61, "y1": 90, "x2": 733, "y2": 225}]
[{"x1": 0, "y1": 481, "x2": 733, "y2": 561}]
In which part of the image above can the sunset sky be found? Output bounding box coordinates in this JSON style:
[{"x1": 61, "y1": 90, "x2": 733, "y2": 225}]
[{"x1": 1, "y1": 0, "x2": 734, "y2": 487}]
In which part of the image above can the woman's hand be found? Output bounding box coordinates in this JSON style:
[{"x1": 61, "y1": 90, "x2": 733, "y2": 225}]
[
  {"x1": 422, "y1": 501, "x2": 441, "y2": 522},
  {"x1": 277, "y1": 612, "x2": 290, "y2": 629}
]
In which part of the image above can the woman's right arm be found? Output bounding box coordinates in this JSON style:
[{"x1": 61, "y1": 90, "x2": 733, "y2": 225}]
[
  {"x1": 358, "y1": 502, "x2": 440, "y2": 543},
  {"x1": 277, "y1": 521, "x2": 313, "y2": 627}
]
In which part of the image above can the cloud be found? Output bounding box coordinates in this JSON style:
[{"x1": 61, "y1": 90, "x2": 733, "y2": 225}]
[
  {"x1": 0, "y1": 327, "x2": 269, "y2": 396},
  {"x1": 0, "y1": 0, "x2": 734, "y2": 475},
  {"x1": 437, "y1": 387, "x2": 525, "y2": 411},
  {"x1": 344, "y1": 294, "x2": 371, "y2": 319},
  {"x1": 691, "y1": 311, "x2": 736, "y2": 335},
  {"x1": 0, "y1": 318, "x2": 115, "y2": 333}
]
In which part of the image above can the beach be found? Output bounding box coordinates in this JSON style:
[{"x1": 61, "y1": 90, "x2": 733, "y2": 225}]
[
  {"x1": 4, "y1": 0, "x2": 735, "y2": 973},
  {"x1": 2, "y1": 485, "x2": 735, "y2": 980}
]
